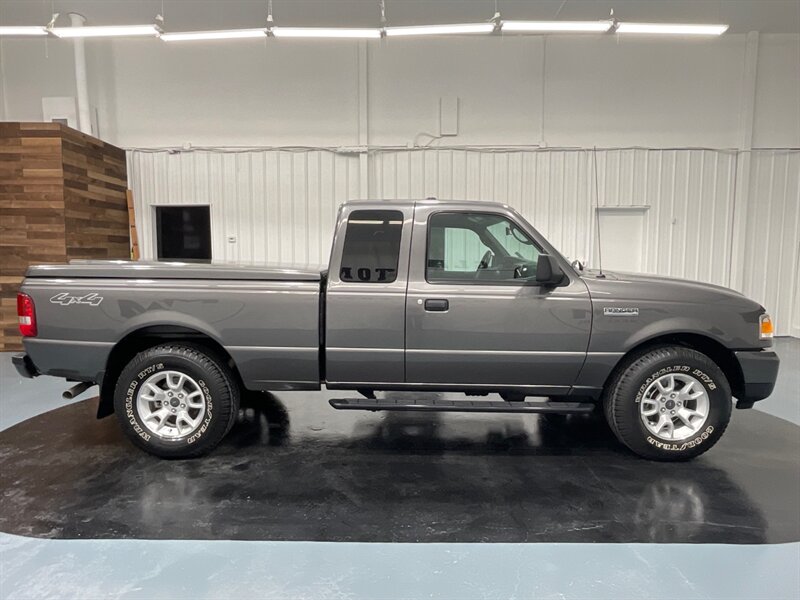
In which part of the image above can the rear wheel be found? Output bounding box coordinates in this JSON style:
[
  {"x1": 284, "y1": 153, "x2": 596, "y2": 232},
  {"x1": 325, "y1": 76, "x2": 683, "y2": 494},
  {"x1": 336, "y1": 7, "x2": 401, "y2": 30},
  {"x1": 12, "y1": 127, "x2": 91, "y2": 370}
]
[
  {"x1": 603, "y1": 346, "x2": 731, "y2": 461},
  {"x1": 113, "y1": 344, "x2": 240, "y2": 458}
]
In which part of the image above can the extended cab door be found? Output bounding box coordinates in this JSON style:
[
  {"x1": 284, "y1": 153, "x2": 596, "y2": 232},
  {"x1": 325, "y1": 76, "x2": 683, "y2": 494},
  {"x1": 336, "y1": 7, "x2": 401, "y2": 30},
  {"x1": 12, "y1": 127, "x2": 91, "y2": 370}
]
[
  {"x1": 325, "y1": 204, "x2": 414, "y2": 385},
  {"x1": 404, "y1": 203, "x2": 592, "y2": 395}
]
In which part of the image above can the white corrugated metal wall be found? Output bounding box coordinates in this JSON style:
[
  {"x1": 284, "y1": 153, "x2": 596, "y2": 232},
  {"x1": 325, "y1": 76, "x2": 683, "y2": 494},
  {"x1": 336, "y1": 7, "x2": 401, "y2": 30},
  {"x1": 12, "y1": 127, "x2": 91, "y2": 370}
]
[
  {"x1": 741, "y1": 151, "x2": 800, "y2": 337},
  {"x1": 127, "y1": 148, "x2": 799, "y2": 335}
]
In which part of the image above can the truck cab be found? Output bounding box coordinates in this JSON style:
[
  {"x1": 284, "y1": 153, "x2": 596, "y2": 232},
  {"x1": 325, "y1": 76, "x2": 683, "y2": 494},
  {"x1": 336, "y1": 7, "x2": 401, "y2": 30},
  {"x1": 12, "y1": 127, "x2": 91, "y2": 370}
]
[{"x1": 325, "y1": 200, "x2": 591, "y2": 397}]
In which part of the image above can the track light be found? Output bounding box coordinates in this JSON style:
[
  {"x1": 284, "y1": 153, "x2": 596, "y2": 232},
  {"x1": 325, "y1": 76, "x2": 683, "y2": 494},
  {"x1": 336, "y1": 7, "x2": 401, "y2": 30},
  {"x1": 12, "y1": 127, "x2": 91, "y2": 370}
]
[
  {"x1": 271, "y1": 27, "x2": 381, "y2": 39},
  {"x1": 0, "y1": 26, "x2": 48, "y2": 36},
  {"x1": 385, "y1": 23, "x2": 495, "y2": 37},
  {"x1": 502, "y1": 21, "x2": 613, "y2": 33},
  {"x1": 615, "y1": 22, "x2": 729, "y2": 35},
  {"x1": 50, "y1": 24, "x2": 161, "y2": 38},
  {"x1": 161, "y1": 29, "x2": 267, "y2": 42}
]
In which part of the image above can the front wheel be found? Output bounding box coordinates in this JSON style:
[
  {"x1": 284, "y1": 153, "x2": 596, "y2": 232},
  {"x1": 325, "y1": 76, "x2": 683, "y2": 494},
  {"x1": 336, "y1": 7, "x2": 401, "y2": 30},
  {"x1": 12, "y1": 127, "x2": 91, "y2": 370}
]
[
  {"x1": 113, "y1": 344, "x2": 240, "y2": 458},
  {"x1": 603, "y1": 346, "x2": 732, "y2": 461}
]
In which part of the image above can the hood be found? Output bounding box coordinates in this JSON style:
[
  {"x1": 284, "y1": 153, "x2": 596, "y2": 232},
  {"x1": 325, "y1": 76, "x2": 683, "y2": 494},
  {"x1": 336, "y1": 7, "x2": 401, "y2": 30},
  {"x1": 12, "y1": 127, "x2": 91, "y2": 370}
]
[{"x1": 580, "y1": 268, "x2": 760, "y2": 309}]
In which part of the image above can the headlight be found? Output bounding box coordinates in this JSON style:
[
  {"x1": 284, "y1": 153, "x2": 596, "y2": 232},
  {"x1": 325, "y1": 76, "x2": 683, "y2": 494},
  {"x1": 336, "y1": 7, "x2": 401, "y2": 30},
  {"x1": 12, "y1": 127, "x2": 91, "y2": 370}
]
[{"x1": 759, "y1": 314, "x2": 774, "y2": 339}]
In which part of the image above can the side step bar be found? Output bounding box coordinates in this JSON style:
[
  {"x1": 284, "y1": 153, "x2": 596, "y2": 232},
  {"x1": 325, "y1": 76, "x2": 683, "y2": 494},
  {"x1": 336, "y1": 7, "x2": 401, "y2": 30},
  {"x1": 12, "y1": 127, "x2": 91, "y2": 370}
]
[{"x1": 329, "y1": 398, "x2": 595, "y2": 414}]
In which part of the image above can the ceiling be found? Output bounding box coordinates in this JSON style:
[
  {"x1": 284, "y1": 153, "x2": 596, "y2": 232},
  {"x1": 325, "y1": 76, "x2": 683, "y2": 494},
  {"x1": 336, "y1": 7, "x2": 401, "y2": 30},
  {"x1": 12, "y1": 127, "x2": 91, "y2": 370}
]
[{"x1": 1, "y1": 0, "x2": 799, "y2": 34}]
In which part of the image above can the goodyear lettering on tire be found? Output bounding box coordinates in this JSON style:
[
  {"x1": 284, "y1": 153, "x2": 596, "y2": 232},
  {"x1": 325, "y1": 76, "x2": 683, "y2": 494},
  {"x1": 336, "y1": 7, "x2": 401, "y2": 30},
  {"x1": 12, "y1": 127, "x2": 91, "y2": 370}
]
[
  {"x1": 125, "y1": 362, "x2": 165, "y2": 443},
  {"x1": 187, "y1": 379, "x2": 213, "y2": 445},
  {"x1": 647, "y1": 426, "x2": 715, "y2": 451}
]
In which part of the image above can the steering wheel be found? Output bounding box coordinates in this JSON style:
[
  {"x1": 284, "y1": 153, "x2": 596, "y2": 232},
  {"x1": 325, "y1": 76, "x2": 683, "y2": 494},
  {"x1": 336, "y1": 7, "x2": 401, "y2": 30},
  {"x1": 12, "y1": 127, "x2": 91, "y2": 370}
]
[{"x1": 477, "y1": 250, "x2": 493, "y2": 270}]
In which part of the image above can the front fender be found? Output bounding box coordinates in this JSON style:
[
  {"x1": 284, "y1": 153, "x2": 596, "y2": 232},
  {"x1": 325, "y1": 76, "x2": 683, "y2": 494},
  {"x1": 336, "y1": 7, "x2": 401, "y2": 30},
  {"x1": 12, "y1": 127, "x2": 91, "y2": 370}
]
[{"x1": 620, "y1": 317, "x2": 730, "y2": 353}]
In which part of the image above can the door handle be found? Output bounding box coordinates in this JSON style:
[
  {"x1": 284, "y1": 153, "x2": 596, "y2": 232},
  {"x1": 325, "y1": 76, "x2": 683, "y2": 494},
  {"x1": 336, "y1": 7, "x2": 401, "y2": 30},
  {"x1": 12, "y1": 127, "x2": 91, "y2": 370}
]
[{"x1": 424, "y1": 298, "x2": 449, "y2": 312}]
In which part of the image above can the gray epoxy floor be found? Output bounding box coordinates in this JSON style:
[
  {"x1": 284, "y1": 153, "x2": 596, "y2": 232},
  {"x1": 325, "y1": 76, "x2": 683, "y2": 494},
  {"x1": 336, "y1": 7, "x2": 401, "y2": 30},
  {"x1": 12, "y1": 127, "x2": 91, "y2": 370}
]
[{"x1": 0, "y1": 338, "x2": 798, "y2": 599}]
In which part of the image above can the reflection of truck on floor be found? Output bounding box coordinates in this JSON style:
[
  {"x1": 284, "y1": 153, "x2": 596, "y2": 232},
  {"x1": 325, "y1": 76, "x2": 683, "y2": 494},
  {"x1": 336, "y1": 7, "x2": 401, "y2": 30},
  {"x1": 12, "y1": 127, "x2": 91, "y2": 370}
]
[{"x1": 14, "y1": 200, "x2": 779, "y2": 460}]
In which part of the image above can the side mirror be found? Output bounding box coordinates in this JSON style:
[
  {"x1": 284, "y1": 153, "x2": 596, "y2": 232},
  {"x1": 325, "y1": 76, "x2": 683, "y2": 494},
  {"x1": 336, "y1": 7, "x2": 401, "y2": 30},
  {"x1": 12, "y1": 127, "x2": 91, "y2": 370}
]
[{"x1": 535, "y1": 255, "x2": 565, "y2": 287}]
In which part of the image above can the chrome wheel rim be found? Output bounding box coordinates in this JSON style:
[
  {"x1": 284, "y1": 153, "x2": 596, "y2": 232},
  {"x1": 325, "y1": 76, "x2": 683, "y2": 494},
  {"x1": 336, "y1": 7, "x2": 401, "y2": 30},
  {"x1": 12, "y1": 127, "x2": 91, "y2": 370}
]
[
  {"x1": 136, "y1": 370, "x2": 206, "y2": 440},
  {"x1": 639, "y1": 373, "x2": 710, "y2": 441}
]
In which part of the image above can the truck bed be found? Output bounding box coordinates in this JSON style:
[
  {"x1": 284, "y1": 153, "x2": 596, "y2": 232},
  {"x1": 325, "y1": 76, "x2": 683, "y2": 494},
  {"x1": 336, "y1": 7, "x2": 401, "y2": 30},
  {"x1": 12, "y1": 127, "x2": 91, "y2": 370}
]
[{"x1": 21, "y1": 260, "x2": 323, "y2": 391}]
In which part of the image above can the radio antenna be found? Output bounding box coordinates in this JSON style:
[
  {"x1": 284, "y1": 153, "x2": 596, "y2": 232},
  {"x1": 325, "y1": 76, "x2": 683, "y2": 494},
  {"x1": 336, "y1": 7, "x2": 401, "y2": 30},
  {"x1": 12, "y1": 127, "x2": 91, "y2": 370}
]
[{"x1": 592, "y1": 146, "x2": 606, "y2": 278}]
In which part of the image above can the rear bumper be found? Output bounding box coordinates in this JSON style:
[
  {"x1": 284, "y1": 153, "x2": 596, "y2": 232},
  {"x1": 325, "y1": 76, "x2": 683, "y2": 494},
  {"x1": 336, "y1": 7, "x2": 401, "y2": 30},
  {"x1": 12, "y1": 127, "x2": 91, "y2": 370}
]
[
  {"x1": 12, "y1": 353, "x2": 38, "y2": 379},
  {"x1": 734, "y1": 349, "x2": 780, "y2": 408}
]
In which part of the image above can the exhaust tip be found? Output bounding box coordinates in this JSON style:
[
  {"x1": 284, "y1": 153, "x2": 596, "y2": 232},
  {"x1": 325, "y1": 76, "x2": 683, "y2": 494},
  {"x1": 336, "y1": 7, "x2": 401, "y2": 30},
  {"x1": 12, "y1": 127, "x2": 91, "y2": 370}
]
[{"x1": 63, "y1": 382, "x2": 93, "y2": 400}]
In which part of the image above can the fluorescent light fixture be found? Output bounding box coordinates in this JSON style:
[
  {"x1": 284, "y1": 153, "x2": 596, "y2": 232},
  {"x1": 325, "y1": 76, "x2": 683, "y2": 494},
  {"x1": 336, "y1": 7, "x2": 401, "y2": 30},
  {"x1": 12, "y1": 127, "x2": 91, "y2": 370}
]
[
  {"x1": 502, "y1": 20, "x2": 613, "y2": 33},
  {"x1": 161, "y1": 28, "x2": 266, "y2": 41},
  {"x1": 385, "y1": 23, "x2": 495, "y2": 37},
  {"x1": 271, "y1": 27, "x2": 381, "y2": 39},
  {"x1": 50, "y1": 24, "x2": 161, "y2": 38},
  {"x1": 615, "y1": 22, "x2": 729, "y2": 35},
  {"x1": 0, "y1": 26, "x2": 48, "y2": 36}
]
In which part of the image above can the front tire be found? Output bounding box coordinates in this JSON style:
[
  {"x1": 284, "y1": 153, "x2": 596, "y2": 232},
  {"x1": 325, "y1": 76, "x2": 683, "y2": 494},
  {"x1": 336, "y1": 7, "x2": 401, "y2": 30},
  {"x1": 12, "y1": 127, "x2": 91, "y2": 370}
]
[
  {"x1": 603, "y1": 346, "x2": 731, "y2": 461},
  {"x1": 113, "y1": 344, "x2": 240, "y2": 458}
]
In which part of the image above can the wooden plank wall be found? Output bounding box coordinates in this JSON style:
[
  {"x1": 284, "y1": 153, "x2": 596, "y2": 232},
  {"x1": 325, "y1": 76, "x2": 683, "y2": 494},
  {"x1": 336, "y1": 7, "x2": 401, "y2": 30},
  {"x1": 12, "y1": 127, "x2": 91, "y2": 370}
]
[
  {"x1": 60, "y1": 127, "x2": 130, "y2": 261},
  {"x1": 0, "y1": 123, "x2": 130, "y2": 351}
]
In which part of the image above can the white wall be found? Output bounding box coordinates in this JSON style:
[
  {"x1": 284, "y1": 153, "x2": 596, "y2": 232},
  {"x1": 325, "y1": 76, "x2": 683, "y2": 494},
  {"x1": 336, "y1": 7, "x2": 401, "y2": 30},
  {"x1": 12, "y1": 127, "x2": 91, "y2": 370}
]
[
  {"x1": 368, "y1": 37, "x2": 544, "y2": 146},
  {"x1": 107, "y1": 39, "x2": 361, "y2": 147},
  {"x1": 752, "y1": 35, "x2": 800, "y2": 148},
  {"x1": 542, "y1": 36, "x2": 749, "y2": 148},
  {"x1": 740, "y1": 151, "x2": 800, "y2": 338},
  {"x1": 2, "y1": 34, "x2": 798, "y2": 148}
]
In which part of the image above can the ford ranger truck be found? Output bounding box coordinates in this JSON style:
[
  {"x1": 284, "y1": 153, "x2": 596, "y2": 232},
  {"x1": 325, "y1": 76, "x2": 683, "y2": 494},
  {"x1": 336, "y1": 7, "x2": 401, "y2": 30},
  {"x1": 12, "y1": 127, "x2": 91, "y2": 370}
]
[{"x1": 13, "y1": 200, "x2": 780, "y2": 461}]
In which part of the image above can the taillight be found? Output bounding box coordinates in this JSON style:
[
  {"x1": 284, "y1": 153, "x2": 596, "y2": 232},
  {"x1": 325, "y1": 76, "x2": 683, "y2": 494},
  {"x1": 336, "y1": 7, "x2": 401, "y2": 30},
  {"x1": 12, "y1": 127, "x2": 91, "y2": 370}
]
[{"x1": 17, "y1": 293, "x2": 37, "y2": 337}]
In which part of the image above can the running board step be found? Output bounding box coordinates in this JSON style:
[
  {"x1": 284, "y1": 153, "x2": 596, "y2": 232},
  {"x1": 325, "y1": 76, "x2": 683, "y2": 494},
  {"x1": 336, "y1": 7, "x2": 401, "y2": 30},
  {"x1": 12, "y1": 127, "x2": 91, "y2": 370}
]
[{"x1": 329, "y1": 398, "x2": 595, "y2": 414}]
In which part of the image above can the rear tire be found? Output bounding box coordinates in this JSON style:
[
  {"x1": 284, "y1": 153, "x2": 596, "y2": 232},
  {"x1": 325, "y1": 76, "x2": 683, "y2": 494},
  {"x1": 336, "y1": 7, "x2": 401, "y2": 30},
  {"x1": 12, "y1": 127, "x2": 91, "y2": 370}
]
[
  {"x1": 113, "y1": 344, "x2": 240, "y2": 459},
  {"x1": 603, "y1": 346, "x2": 731, "y2": 461}
]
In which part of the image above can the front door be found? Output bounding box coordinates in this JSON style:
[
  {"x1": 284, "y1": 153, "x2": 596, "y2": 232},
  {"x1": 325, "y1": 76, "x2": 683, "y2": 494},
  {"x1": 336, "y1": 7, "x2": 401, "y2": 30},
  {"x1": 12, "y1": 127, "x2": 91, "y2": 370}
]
[{"x1": 405, "y1": 204, "x2": 592, "y2": 395}]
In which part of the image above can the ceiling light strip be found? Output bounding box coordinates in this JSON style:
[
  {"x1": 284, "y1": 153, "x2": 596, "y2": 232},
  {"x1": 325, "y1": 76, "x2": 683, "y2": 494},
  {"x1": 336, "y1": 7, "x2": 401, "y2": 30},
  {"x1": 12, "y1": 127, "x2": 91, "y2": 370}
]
[
  {"x1": 0, "y1": 26, "x2": 48, "y2": 36},
  {"x1": 50, "y1": 24, "x2": 161, "y2": 38},
  {"x1": 271, "y1": 27, "x2": 381, "y2": 39},
  {"x1": 161, "y1": 29, "x2": 267, "y2": 41},
  {"x1": 502, "y1": 20, "x2": 613, "y2": 33},
  {"x1": 385, "y1": 23, "x2": 495, "y2": 36},
  {"x1": 615, "y1": 22, "x2": 729, "y2": 35}
]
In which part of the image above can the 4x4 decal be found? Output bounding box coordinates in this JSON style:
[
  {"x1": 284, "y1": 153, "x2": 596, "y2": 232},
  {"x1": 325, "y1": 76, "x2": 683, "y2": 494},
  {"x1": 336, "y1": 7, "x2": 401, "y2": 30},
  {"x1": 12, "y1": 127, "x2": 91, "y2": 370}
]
[{"x1": 50, "y1": 292, "x2": 104, "y2": 307}]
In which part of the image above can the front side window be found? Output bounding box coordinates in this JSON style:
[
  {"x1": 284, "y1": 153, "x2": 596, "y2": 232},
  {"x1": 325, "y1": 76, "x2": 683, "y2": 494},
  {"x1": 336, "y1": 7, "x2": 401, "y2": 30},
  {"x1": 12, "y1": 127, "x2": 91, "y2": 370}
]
[
  {"x1": 340, "y1": 210, "x2": 403, "y2": 283},
  {"x1": 427, "y1": 212, "x2": 541, "y2": 283}
]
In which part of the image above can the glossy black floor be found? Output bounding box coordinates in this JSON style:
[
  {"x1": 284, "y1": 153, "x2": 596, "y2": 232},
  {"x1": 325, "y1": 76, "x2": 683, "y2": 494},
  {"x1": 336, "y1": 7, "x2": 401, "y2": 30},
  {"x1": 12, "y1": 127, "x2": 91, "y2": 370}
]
[{"x1": 0, "y1": 392, "x2": 798, "y2": 544}]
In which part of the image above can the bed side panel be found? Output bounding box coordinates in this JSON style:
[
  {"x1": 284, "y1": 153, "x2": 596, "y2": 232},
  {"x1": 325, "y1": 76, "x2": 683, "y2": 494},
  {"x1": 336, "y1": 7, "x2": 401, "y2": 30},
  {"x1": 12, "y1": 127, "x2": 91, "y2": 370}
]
[{"x1": 20, "y1": 277, "x2": 320, "y2": 390}]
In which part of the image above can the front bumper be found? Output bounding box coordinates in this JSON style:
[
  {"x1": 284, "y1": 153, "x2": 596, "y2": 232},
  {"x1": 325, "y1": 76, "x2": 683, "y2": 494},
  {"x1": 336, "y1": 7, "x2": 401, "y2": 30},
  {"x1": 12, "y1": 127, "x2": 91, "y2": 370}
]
[
  {"x1": 734, "y1": 349, "x2": 780, "y2": 408},
  {"x1": 12, "y1": 353, "x2": 38, "y2": 379}
]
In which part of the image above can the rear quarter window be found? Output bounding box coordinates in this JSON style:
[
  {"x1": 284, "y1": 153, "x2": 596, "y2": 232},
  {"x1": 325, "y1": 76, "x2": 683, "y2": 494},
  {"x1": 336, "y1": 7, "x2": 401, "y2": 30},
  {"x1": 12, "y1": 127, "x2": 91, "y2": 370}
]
[{"x1": 339, "y1": 210, "x2": 403, "y2": 283}]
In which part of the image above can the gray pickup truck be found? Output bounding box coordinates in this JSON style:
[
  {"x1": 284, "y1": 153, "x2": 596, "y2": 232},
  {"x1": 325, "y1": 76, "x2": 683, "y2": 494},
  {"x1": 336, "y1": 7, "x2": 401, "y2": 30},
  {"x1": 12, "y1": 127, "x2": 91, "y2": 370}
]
[{"x1": 14, "y1": 200, "x2": 779, "y2": 460}]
